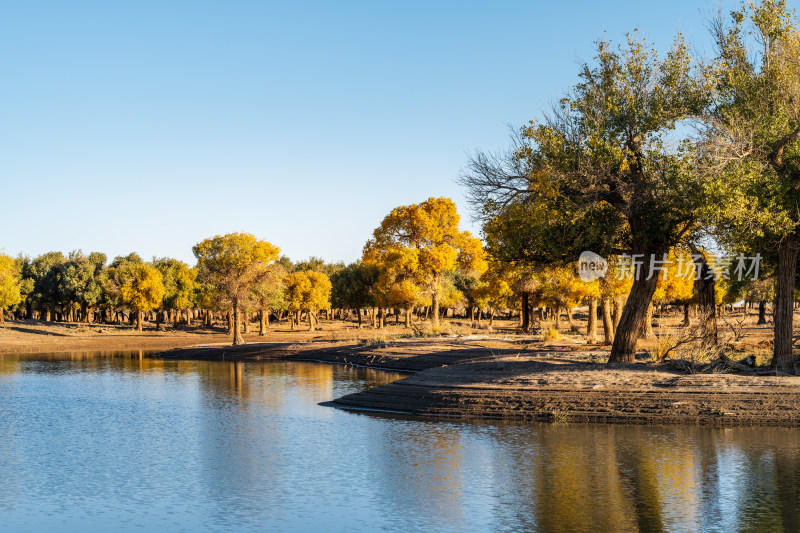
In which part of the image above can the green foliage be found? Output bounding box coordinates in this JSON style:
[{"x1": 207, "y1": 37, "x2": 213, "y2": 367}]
[
  {"x1": 153, "y1": 257, "x2": 196, "y2": 310},
  {"x1": 466, "y1": 30, "x2": 709, "y2": 263},
  {"x1": 330, "y1": 262, "x2": 378, "y2": 311},
  {"x1": 292, "y1": 256, "x2": 344, "y2": 277},
  {"x1": 58, "y1": 251, "x2": 107, "y2": 316},
  {"x1": 27, "y1": 251, "x2": 66, "y2": 316},
  {"x1": 700, "y1": 0, "x2": 800, "y2": 369},
  {"x1": 701, "y1": 0, "x2": 800, "y2": 252},
  {"x1": 462, "y1": 30, "x2": 711, "y2": 361},
  {"x1": 252, "y1": 262, "x2": 287, "y2": 313}
]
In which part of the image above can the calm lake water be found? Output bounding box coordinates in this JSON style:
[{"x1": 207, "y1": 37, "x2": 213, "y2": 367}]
[{"x1": 0, "y1": 351, "x2": 799, "y2": 532}]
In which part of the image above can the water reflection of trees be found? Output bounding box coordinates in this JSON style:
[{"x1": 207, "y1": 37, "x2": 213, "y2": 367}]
[
  {"x1": 361, "y1": 418, "x2": 800, "y2": 532},
  {"x1": 0, "y1": 350, "x2": 170, "y2": 375},
  {"x1": 485, "y1": 424, "x2": 800, "y2": 532}
]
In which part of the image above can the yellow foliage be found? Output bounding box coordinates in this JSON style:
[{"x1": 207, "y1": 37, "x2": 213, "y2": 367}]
[
  {"x1": 540, "y1": 265, "x2": 589, "y2": 308},
  {"x1": 193, "y1": 232, "x2": 281, "y2": 308},
  {"x1": 387, "y1": 279, "x2": 423, "y2": 308},
  {"x1": 364, "y1": 197, "x2": 486, "y2": 323},
  {"x1": 284, "y1": 270, "x2": 332, "y2": 312},
  {"x1": 0, "y1": 253, "x2": 22, "y2": 312},
  {"x1": 599, "y1": 255, "x2": 633, "y2": 299},
  {"x1": 652, "y1": 249, "x2": 695, "y2": 304},
  {"x1": 438, "y1": 277, "x2": 464, "y2": 309},
  {"x1": 544, "y1": 326, "x2": 561, "y2": 341},
  {"x1": 473, "y1": 261, "x2": 514, "y2": 310},
  {"x1": 119, "y1": 263, "x2": 165, "y2": 312}
]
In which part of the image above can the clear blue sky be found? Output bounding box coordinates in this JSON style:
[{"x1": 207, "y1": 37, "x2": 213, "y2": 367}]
[{"x1": 1, "y1": 0, "x2": 724, "y2": 265}]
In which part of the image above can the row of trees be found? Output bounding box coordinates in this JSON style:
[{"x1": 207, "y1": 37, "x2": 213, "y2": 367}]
[
  {"x1": 0, "y1": 198, "x2": 487, "y2": 343},
  {"x1": 0, "y1": 244, "x2": 335, "y2": 338},
  {"x1": 0, "y1": 197, "x2": 774, "y2": 347},
  {"x1": 460, "y1": 0, "x2": 800, "y2": 371}
]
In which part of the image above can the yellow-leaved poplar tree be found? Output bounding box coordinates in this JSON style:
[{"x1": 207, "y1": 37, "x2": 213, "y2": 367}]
[
  {"x1": 364, "y1": 197, "x2": 486, "y2": 328},
  {"x1": 193, "y1": 233, "x2": 281, "y2": 345},
  {"x1": 0, "y1": 253, "x2": 22, "y2": 324},
  {"x1": 541, "y1": 265, "x2": 596, "y2": 332},
  {"x1": 368, "y1": 246, "x2": 425, "y2": 328},
  {"x1": 119, "y1": 263, "x2": 166, "y2": 332},
  {"x1": 284, "y1": 270, "x2": 331, "y2": 331},
  {"x1": 471, "y1": 261, "x2": 514, "y2": 326}
]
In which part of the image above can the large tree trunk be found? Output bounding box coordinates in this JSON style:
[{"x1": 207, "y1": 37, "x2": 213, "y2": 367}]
[
  {"x1": 356, "y1": 308, "x2": 362, "y2": 329},
  {"x1": 521, "y1": 292, "x2": 530, "y2": 332},
  {"x1": 587, "y1": 297, "x2": 598, "y2": 343},
  {"x1": 601, "y1": 298, "x2": 614, "y2": 345},
  {"x1": 136, "y1": 311, "x2": 143, "y2": 332},
  {"x1": 431, "y1": 278, "x2": 441, "y2": 329},
  {"x1": 693, "y1": 251, "x2": 718, "y2": 345},
  {"x1": 259, "y1": 309, "x2": 267, "y2": 336},
  {"x1": 773, "y1": 238, "x2": 800, "y2": 372},
  {"x1": 232, "y1": 303, "x2": 245, "y2": 345},
  {"x1": 308, "y1": 310, "x2": 316, "y2": 331},
  {"x1": 682, "y1": 303, "x2": 690, "y2": 327},
  {"x1": 609, "y1": 272, "x2": 660, "y2": 363},
  {"x1": 758, "y1": 301, "x2": 767, "y2": 325},
  {"x1": 613, "y1": 298, "x2": 624, "y2": 332},
  {"x1": 405, "y1": 306, "x2": 412, "y2": 328},
  {"x1": 638, "y1": 302, "x2": 655, "y2": 339}
]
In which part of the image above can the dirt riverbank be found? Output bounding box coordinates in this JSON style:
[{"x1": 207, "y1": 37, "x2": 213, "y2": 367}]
[
  {"x1": 157, "y1": 337, "x2": 800, "y2": 427},
  {"x1": 4, "y1": 319, "x2": 800, "y2": 427}
]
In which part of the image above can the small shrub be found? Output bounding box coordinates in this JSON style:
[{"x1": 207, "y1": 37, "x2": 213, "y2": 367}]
[
  {"x1": 544, "y1": 326, "x2": 561, "y2": 341},
  {"x1": 654, "y1": 337, "x2": 677, "y2": 361}
]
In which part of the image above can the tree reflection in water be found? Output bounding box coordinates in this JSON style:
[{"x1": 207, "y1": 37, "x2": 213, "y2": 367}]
[{"x1": 0, "y1": 352, "x2": 798, "y2": 532}]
